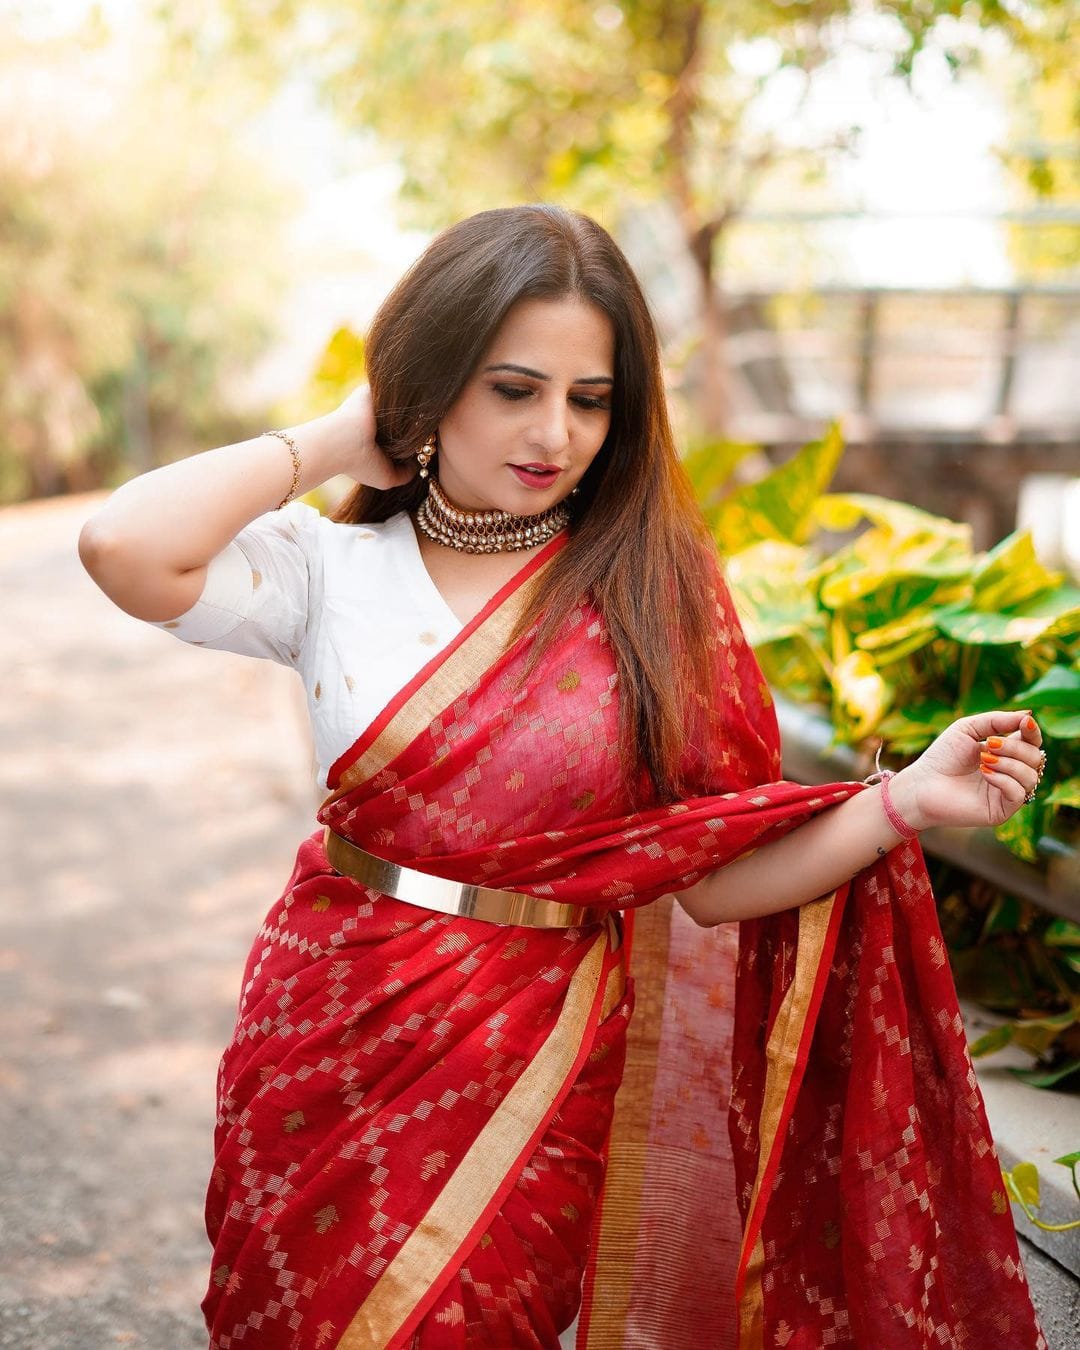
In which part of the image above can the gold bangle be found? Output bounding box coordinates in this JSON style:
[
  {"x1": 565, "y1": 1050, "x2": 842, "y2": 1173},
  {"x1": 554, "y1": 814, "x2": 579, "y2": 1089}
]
[{"x1": 263, "y1": 429, "x2": 301, "y2": 509}]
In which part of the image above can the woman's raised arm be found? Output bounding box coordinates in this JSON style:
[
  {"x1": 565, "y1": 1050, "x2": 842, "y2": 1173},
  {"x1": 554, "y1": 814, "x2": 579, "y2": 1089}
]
[{"x1": 78, "y1": 387, "x2": 407, "y2": 622}]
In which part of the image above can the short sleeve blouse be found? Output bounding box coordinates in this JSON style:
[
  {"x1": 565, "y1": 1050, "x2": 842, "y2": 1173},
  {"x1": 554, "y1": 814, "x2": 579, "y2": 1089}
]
[{"x1": 150, "y1": 503, "x2": 463, "y2": 788}]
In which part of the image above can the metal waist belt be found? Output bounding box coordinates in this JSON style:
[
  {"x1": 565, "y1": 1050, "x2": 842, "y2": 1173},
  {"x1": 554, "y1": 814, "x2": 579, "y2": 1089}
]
[{"x1": 323, "y1": 827, "x2": 608, "y2": 929}]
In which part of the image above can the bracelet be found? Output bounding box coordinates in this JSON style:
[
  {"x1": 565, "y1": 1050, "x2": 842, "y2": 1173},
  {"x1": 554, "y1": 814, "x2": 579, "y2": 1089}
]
[
  {"x1": 263, "y1": 429, "x2": 301, "y2": 510},
  {"x1": 878, "y1": 770, "x2": 919, "y2": 841},
  {"x1": 864, "y1": 745, "x2": 920, "y2": 840}
]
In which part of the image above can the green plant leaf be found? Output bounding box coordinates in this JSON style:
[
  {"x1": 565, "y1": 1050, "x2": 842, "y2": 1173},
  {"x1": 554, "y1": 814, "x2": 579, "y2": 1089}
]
[
  {"x1": 993, "y1": 802, "x2": 1041, "y2": 863},
  {"x1": 1040, "y1": 712, "x2": 1080, "y2": 739},
  {"x1": 1010, "y1": 1006, "x2": 1080, "y2": 1058},
  {"x1": 852, "y1": 609, "x2": 942, "y2": 666},
  {"x1": 725, "y1": 541, "x2": 832, "y2": 701},
  {"x1": 725, "y1": 542, "x2": 824, "y2": 645},
  {"x1": 1008, "y1": 1058, "x2": 1080, "y2": 1088},
  {"x1": 755, "y1": 643, "x2": 831, "y2": 705},
  {"x1": 969, "y1": 1024, "x2": 1014, "y2": 1057},
  {"x1": 1006, "y1": 1161, "x2": 1042, "y2": 1206},
  {"x1": 815, "y1": 494, "x2": 970, "y2": 545},
  {"x1": 971, "y1": 532, "x2": 1062, "y2": 612},
  {"x1": 936, "y1": 590, "x2": 1080, "y2": 647},
  {"x1": 831, "y1": 650, "x2": 893, "y2": 741},
  {"x1": 714, "y1": 423, "x2": 844, "y2": 553},
  {"x1": 981, "y1": 894, "x2": 1023, "y2": 938},
  {"x1": 1043, "y1": 919, "x2": 1080, "y2": 949},
  {"x1": 1054, "y1": 1150, "x2": 1080, "y2": 1168},
  {"x1": 682, "y1": 439, "x2": 762, "y2": 520},
  {"x1": 1043, "y1": 777, "x2": 1080, "y2": 811},
  {"x1": 1011, "y1": 665, "x2": 1080, "y2": 712},
  {"x1": 815, "y1": 510, "x2": 971, "y2": 611},
  {"x1": 876, "y1": 702, "x2": 955, "y2": 755}
]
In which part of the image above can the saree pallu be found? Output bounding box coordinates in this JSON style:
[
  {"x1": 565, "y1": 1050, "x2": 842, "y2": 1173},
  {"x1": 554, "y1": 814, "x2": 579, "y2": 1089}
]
[{"x1": 203, "y1": 535, "x2": 1046, "y2": 1349}]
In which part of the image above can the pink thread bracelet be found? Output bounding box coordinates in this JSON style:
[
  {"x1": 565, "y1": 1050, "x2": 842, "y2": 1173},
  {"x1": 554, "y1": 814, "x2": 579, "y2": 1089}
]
[{"x1": 878, "y1": 770, "x2": 919, "y2": 840}]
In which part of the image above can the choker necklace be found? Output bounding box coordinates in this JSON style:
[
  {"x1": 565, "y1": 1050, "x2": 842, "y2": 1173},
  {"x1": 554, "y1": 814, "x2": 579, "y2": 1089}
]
[{"x1": 415, "y1": 477, "x2": 570, "y2": 554}]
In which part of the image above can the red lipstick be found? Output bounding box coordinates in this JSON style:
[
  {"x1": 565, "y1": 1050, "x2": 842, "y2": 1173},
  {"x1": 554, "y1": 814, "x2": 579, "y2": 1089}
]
[{"x1": 510, "y1": 463, "x2": 562, "y2": 489}]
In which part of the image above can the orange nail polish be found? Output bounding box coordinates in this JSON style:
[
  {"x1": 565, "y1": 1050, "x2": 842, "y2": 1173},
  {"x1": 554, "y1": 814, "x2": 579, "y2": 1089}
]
[
  {"x1": 986, "y1": 736, "x2": 1004, "y2": 749},
  {"x1": 980, "y1": 764, "x2": 993, "y2": 775},
  {"x1": 1024, "y1": 716, "x2": 1038, "y2": 732},
  {"x1": 980, "y1": 752, "x2": 999, "y2": 765}
]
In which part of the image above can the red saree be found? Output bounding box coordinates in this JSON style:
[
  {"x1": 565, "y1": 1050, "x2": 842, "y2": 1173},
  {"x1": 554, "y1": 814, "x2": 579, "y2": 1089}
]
[{"x1": 203, "y1": 533, "x2": 1046, "y2": 1349}]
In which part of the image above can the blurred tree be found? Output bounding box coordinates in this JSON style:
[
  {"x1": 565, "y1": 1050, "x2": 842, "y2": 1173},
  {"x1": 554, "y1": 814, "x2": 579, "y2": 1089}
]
[
  {"x1": 0, "y1": 15, "x2": 290, "y2": 502},
  {"x1": 166, "y1": 0, "x2": 1078, "y2": 436},
  {"x1": 1001, "y1": 69, "x2": 1080, "y2": 277}
]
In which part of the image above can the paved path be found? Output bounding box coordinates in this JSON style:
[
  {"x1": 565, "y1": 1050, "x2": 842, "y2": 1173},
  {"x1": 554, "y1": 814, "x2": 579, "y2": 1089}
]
[{"x1": 0, "y1": 495, "x2": 317, "y2": 1348}]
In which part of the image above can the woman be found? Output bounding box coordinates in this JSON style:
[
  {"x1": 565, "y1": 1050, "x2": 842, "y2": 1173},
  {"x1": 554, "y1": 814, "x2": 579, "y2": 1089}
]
[{"x1": 79, "y1": 205, "x2": 1047, "y2": 1349}]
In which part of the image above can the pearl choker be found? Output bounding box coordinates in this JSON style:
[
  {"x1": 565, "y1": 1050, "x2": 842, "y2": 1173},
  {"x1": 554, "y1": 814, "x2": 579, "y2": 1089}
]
[{"x1": 414, "y1": 477, "x2": 570, "y2": 554}]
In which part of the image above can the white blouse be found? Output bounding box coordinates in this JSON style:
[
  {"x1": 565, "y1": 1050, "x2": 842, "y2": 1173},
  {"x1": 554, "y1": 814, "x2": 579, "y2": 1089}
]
[{"x1": 150, "y1": 504, "x2": 463, "y2": 788}]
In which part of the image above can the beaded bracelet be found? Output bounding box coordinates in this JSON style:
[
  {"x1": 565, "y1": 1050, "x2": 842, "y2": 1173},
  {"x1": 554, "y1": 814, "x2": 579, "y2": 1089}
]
[{"x1": 263, "y1": 429, "x2": 301, "y2": 510}]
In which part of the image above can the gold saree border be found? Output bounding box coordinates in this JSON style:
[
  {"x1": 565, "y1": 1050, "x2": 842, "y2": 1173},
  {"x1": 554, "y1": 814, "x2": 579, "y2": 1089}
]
[
  {"x1": 737, "y1": 891, "x2": 837, "y2": 1349},
  {"x1": 330, "y1": 552, "x2": 559, "y2": 796},
  {"x1": 336, "y1": 925, "x2": 611, "y2": 1350},
  {"x1": 580, "y1": 896, "x2": 674, "y2": 1348}
]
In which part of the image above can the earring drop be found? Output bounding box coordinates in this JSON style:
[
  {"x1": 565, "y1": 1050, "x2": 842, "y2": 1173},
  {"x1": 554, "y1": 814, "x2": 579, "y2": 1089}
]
[{"x1": 417, "y1": 439, "x2": 436, "y2": 479}]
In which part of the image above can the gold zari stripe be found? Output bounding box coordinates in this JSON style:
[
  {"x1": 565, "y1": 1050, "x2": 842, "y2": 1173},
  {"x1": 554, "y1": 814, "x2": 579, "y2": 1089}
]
[
  {"x1": 337, "y1": 924, "x2": 615, "y2": 1348},
  {"x1": 738, "y1": 892, "x2": 837, "y2": 1348},
  {"x1": 582, "y1": 895, "x2": 675, "y2": 1347}
]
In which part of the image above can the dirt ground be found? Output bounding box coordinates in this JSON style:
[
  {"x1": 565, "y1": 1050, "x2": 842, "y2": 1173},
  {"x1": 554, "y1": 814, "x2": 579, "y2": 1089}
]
[{"x1": 0, "y1": 493, "x2": 319, "y2": 1348}]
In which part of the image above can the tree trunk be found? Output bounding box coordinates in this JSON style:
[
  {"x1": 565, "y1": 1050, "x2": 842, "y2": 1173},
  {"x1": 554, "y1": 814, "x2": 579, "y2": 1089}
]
[{"x1": 686, "y1": 222, "x2": 729, "y2": 440}]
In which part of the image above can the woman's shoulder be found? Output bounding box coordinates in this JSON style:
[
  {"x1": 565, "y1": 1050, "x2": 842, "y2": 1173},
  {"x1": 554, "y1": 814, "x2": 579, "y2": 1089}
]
[
  {"x1": 309, "y1": 506, "x2": 414, "y2": 549},
  {"x1": 273, "y1": 501, "x2": 412, "y2": 548},
  {"x1": 300, "y1": 507, "x2": 418, "y2": 588}
]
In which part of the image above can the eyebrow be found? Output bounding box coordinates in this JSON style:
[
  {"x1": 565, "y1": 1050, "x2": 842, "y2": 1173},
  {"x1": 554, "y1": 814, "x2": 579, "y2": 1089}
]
[{"x1": 483, "y1": 362, "x2": 614, "y2": 386}]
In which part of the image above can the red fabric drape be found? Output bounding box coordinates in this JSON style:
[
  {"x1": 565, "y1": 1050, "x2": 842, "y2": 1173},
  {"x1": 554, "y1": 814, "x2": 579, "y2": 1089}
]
[{"x1": 203, "y1": 539, "x2": 1045, "y2": 1348}]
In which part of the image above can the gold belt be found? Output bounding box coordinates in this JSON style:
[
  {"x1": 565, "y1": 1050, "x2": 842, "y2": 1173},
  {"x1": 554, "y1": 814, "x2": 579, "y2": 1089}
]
[{"x1": 323, "y1": 827, "x2": 609, "y2": 930}]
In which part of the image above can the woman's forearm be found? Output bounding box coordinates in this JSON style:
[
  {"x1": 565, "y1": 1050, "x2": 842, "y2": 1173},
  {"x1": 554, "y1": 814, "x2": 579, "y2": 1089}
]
[
  {"x1": 675, "y1": 778, "x2": 914, "y2": 926},
  {"x1": 78, "y1": 413, "x2": 359, "y2": 621},
  {"x1": 80, "y1": 414, "x2": 353, "y2": 569}
]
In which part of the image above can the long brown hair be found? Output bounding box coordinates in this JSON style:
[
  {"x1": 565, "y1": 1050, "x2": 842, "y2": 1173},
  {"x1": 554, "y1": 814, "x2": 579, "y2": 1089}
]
[{"x1": 334, "y1": 204, "x2": 720, "y2": 803}]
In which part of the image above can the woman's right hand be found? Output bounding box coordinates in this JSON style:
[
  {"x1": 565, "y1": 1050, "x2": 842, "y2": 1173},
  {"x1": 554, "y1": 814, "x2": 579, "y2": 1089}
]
[{"x1": 329, "y1": 384, "x2": 417, "y2": 490}]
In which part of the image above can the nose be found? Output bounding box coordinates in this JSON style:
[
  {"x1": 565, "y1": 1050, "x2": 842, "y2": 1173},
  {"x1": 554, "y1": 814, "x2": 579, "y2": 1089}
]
[{"x1": 528, "y1": 394, "x2": 570, "y2": 455}]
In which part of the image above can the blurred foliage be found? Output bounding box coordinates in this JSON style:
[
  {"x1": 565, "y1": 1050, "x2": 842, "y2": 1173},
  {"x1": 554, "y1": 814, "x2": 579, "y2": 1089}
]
[
  {"x1": 695, "y1": 430, "x2": 1080, "y2": 1090},
  {"x1": 287, "y1": 325, "x2": 368, "y2": 515},
  {"x1": 0, "y1": 15, "x2": 290, "y2": 502},
  {"x1": 305, "y1": 326, "x2": 366, "y2": 418},
  {"x1": 694, "y1": 431, "x2": 1080, "y2": 861},
  {"x1": 164, "y1": 0, "x2": 1080, "y2": 231},
  {"x1": 1002, "y1": 69, "x2": 1080, "y2": 276},
  {"x1": 158, "y1": 0, "x2": 1080, "y2": 436},
  {"x1": 935, "y1": 865, "x2": 1080, "y2": 1092}
]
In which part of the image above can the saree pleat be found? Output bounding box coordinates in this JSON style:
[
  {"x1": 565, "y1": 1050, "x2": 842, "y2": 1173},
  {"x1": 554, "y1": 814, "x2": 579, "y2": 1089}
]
[
  {"x1": 410, "y1": 1010, "x2": 632, "y2": 1348},
  {"x1": 202, "y1": 534, "x2": 1046, "y2": 1348},
  {"x1": 204, "y1": 838, "x2": 630, "y2": 1350}
]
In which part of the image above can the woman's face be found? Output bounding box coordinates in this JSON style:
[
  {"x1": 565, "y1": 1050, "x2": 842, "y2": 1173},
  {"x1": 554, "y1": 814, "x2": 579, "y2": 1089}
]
[{"x1": 434, "y1": 294, "x2": 614, "y2": 516}]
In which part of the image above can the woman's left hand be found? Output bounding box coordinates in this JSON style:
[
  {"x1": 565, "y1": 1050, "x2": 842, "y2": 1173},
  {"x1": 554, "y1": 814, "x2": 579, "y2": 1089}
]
[{"x1": 888, "y1": 710, "x2": 1046, "y2": 833}]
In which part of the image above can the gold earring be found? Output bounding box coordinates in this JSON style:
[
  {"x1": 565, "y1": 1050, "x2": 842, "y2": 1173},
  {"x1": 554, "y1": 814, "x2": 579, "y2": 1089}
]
[{"x1": 417, "y1": 439, "x2": 436, "y2": 479}]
